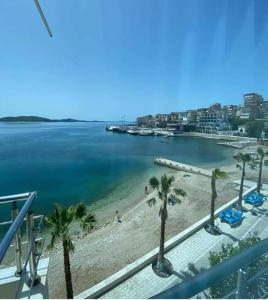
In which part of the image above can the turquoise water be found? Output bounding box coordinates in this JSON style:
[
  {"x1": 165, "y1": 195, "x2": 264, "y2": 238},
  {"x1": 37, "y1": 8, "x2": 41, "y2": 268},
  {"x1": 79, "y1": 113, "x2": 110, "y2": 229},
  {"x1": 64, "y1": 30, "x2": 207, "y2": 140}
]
[{"x1": 0, "y1": 122, "x2": 233, "y2": 222}]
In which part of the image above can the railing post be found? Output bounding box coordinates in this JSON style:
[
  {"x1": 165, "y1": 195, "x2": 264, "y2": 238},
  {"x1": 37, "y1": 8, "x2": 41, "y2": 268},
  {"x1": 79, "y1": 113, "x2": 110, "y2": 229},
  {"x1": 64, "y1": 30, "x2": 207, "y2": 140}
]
[
  {"x1": 236, "y1": 268, "x2": 247, "y2": 298},
  {"x1": 26, "y1": 210, "x2": 40, "y2": 286},
  {"x1": 11, "y1": 201, "x2": 22, "y2": 276}
]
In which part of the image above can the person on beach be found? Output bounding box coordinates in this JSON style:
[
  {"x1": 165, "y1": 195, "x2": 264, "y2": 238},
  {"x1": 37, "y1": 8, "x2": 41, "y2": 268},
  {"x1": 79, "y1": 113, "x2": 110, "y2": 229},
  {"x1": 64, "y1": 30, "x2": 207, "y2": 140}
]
[
  {"x1": 145, "y1": 185, "x2": 148, "y2": 194},
  {"x1": 115, "y1": 210, "x2": 122, "y2": 223}
]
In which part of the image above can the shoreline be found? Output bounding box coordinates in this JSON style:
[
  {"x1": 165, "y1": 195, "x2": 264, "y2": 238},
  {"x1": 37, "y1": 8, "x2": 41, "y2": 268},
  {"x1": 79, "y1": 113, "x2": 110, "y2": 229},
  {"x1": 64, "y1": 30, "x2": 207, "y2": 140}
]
[{"x1": 47, "y1": 143, "x2": 268, "y2": 298}]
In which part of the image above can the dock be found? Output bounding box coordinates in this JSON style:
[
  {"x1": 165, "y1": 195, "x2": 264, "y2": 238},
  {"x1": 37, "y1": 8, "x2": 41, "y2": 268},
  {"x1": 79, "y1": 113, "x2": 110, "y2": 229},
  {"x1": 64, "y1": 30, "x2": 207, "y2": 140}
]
[
  {"x1": 217, "y1": 142, "x2": 244, "y2": 149},
  {"x1": 154, "y1": 158, "x2": 212, "y2": 177}
]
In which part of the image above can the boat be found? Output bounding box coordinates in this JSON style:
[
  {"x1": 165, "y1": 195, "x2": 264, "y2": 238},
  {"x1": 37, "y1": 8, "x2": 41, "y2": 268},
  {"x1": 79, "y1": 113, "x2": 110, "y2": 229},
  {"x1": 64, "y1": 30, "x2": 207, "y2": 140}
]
[
  {"x1": 154, "y1": 130, "x2": 166, "y2": 136},
  {"x1": 127, "y1": 129, "x2": 139, "y2": 135},
  {"x1": 139, "y1": 129, "x2": 154, "y2": 136},
  {"x1": 164, "y1": 131, "x2": 175, "y2": 137},
  {"x1": 106, "y1": 125, "x2": 121, "y2": 132}
]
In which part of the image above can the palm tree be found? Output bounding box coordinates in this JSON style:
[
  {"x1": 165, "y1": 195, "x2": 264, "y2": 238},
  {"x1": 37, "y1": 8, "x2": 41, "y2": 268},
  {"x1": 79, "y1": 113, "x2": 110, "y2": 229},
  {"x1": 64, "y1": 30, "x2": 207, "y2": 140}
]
[
  {"x1": 256, "y1": 147, "x2": 268, "y2": 193},
  {"x1": 205, "y1": 168, "x2": 226, "y2": 235},
  {"x1": 45, "y1": 203, "x2": 96, "y2": 299},
  {"x1": 233, "y1": 152, "x2": 252, "y2": 208},
  {"x1": 147, "y1": 174, "x2": 186, "y2": 277}
]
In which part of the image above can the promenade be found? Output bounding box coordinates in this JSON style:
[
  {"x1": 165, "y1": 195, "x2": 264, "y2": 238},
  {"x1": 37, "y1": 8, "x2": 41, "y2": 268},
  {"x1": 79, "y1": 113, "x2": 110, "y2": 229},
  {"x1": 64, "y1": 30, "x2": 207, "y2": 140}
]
[{"x1": 76, "y1": 186, "x2": 268, "y2": 299}]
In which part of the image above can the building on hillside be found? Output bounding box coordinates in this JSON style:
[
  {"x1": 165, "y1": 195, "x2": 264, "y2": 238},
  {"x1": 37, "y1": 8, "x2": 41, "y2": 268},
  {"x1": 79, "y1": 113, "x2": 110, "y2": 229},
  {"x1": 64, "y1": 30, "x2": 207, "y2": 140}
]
[
  {"x1": 209, "y1": 103, "x2": 221, "y2": 113},
  {"x1": 222, "y1": 105, "x2": 242, "y2": 118},
  {"x1": 197, "y1": 111, "x2": 229, "y2": 133},
  {"x1": 136, "y1": 115, "x2": 154, "y2": 127},
  {"x1": 155, "y1": 114, "x2": 169, "y2": 127},
  {"x1": 243, "y1": 93, "x2": 263, "y2": 119},
  {"x1": 260, "y1": 100, "x2": 268, "y2": 120},
  {"x1": 186, "y1": 110, "x2": 197, "y2": 123},
  {"x1": 169, "y1": 112, "x2": 180, "y2": 123},
  {"x1": 239, "y1": 112, "x2": 251, "y2": 121}
]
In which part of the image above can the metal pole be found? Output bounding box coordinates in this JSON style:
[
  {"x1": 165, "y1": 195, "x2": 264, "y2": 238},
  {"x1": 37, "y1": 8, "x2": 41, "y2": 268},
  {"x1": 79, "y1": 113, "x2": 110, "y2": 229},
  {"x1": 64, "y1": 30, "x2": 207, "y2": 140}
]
[
  {"x1": 26, "y1": 210, "x2": 40, "y2": 286},
  {"x1": 33, "y1": 0, "x2": 53, "y2": 37},
  {"x1": 11, "y1": 201, "x2": 22, "y2": 276},
  {"x1": 236, "y1": 268, "x2": 247, "y2": 298}
]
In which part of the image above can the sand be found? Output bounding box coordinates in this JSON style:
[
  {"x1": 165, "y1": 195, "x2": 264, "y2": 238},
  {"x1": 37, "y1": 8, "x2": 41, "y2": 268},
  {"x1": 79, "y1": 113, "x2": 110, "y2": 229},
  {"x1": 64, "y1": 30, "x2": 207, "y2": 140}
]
[{"x1": 46, "y1": 143, "x2": 268, "y2": 298}]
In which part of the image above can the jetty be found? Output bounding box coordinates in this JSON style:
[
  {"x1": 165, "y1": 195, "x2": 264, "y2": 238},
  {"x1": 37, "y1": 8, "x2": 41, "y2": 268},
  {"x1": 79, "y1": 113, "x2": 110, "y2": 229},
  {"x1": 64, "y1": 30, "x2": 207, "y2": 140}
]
[
  {"x1": 154, "y1": 158, "x2": 212, "y2": 177},
  {"x1": 217, "y1": 142, "x2": 244, "y2": 149}
]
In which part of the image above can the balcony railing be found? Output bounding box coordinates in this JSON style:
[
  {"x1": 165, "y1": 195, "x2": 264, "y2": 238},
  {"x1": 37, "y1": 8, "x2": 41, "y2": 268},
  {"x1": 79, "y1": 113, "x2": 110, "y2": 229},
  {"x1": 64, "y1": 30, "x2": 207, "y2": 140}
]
[{"x1": 0, "y1": 192, "x2": 45, "y2": 298}]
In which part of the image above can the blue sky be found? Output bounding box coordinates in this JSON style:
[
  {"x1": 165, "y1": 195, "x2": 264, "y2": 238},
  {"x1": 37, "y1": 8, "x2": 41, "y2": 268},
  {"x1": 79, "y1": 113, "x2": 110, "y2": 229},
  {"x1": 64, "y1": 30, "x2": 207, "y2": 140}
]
[{"x1": 0, "y1": 0, "x2": 268, "y2": 121}]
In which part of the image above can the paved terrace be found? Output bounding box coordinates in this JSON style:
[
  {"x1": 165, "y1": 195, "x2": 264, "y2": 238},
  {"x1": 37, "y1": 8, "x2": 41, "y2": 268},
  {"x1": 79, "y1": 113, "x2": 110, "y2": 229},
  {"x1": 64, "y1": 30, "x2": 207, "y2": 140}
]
[
  {"x1": 0, "y1": 257, "x2": 49, "y2": 299},
  {"x1": 154, "y1": 158, "x2": 212, "y2": 177},
  {"x1": 76, "y1": 185, "x2": 268, "y2": 299}
]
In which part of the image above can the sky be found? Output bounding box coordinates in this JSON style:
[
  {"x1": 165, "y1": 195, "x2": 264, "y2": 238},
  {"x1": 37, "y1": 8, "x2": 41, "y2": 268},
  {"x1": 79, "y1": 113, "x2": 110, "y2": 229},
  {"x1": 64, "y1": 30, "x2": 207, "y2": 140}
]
[{"x1": 0, "y1": 0, "x2": 268, "y2": 121}]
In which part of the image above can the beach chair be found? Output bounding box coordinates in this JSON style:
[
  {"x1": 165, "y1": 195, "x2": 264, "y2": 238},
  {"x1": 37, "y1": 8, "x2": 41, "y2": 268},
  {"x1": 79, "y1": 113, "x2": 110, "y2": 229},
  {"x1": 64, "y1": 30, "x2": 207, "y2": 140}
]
[
  {"x1": 219, "y1": 208, "x2": 243, "y2": 226},
  {"x1": 243, "y1": 192, "x2": 265, "y2": 207}
]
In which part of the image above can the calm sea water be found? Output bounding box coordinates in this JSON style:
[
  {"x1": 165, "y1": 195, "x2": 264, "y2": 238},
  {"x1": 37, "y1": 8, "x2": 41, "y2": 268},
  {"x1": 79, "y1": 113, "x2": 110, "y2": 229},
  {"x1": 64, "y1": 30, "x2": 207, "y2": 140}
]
[{"x1": 0, "y1": 122, "x2": 233, "y2": 222}]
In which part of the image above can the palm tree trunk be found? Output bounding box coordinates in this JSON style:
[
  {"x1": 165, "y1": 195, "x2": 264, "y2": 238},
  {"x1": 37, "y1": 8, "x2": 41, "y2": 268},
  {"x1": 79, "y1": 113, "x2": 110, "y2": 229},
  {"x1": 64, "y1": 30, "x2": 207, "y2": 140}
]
[
  {"x1": 158, "y1": 200, "x2": 167, "y2": 262},
  {"x1": 210, "y1": 176, "x2": 216, "y2": 226},
  {"x1": 238, "y1": 162, "x2": 245, "y2": 207},
  {"x1": 63, "y1": 242, "x2": 73, "y2": 299},
  {"x1": 257, "y1": 156, "x2": 263, "y2": 193}
]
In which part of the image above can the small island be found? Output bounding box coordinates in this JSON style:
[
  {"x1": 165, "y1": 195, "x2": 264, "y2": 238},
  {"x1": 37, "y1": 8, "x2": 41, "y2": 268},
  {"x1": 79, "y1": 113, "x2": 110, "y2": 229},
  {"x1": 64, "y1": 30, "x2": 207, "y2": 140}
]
[{"x1": 0, "y1": 116, "x2": 92, "y2": 122}]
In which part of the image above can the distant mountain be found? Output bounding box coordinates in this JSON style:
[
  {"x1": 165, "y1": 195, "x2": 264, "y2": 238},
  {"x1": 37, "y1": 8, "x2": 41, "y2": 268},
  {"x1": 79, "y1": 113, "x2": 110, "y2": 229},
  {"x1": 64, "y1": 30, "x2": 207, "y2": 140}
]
[{"x1": 0, "y1": 116, "x2": 89, "y2": 122}]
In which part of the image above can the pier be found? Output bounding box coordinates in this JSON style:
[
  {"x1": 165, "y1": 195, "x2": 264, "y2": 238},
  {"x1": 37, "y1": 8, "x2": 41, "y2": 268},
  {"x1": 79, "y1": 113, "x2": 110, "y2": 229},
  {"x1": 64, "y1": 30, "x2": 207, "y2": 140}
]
[{"x1": 154, "y1": 158, "x2": 212, "y2": 177}]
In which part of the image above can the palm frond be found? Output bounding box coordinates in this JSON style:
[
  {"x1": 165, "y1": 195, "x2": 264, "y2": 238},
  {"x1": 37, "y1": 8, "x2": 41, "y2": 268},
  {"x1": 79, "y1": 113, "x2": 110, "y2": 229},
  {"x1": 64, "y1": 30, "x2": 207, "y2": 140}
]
[
  {"x1": 161, "y1": 174, "x2": 173, "y2": 194},
  {"x1": 167, "y1": 175, "x2": 175, "y2": 186},
  {"x1": 80, "y1": 212, "x2": 96, "y2": 232},
  {"x1": 257, "y1": 147, "x2": 264, "y2": 156},
  {"x1": 149, "y1": 176, "x2": 159, "y2": 189},
  {"x1": 173, "y1": 188, "x2": 187, "y2": 197},
  {"x1": 249, "y1": 163, "x2": 257, "y2": 170},
  {"x1": 244, "y1": 153, "x2": 252, "y2": 162},
  {"x1": 47, "y1": 230, "x2": 59, "y2": 251},
  {"x1": 172, "y1": 195, "x2": 182, "y2": 205},
  {"x1": 234, "y1": 152, "x2": 252, "y2": 163},
  {"x1": 74, "y1": 203, "x2": 87, "y2": 220},
  {"x1": 233, "y1": 153, "x2": 242, "y2": 162},
  {"x1": 213, "y1": 168, "x2": 227, "y2": 179},
  {"x1": 147, "y1": 197, "x2": 157, "y2": 207}
]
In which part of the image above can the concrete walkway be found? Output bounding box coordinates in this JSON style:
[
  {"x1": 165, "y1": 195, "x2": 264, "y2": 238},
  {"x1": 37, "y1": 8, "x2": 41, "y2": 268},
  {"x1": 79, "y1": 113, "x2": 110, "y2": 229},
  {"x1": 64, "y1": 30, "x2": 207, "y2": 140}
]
[
  {"x1": 154, "y1": 158, "x2": 212, "y2": 177},
  {"x1": 101, "y1": 197, "x2": 268, "y2": 298}
]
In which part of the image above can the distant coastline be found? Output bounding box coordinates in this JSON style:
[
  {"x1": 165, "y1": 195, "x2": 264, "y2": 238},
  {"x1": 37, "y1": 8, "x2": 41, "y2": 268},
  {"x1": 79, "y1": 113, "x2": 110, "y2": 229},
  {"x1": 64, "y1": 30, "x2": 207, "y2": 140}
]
[{"x1": 0, "y1": 116, "x2": 105, "y2": 123}]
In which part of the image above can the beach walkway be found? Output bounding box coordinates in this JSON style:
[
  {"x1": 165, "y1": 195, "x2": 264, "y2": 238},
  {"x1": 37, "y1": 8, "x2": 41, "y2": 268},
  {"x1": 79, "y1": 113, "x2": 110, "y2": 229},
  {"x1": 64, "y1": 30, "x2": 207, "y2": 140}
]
[
  {"x1": 76, "y1": 186, "x2": 268, "y2": 299},
  {"x1": 154, "y1": 158, "x2": 212, "y2": 177}
]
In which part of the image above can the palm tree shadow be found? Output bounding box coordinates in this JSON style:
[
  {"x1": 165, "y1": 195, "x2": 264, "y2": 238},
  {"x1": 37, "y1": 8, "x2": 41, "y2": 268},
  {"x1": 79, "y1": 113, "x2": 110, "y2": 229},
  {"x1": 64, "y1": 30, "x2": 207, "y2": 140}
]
[
  {"x1": 172, "y1": 263, "x2": 211, "y2": 298},
  {"x1": 253, "y1": 207, "x2": 267, "y2": 214},
  {"x1": 220, "y1": 231, "x2": 240, "y2": 242}
]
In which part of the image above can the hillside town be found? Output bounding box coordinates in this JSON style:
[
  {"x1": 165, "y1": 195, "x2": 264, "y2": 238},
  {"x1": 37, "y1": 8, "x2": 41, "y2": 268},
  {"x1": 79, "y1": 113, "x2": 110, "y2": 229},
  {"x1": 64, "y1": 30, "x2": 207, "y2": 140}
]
[{"x1": 136, "y1": 93, "x2": 268, "y2": 137}]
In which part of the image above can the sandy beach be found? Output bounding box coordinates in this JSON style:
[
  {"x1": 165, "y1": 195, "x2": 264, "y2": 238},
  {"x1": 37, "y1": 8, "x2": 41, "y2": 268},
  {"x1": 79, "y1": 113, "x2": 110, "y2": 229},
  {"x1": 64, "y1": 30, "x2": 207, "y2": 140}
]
[{"x1": 46, "y1": 143, "x2": 268, "y2": 298}]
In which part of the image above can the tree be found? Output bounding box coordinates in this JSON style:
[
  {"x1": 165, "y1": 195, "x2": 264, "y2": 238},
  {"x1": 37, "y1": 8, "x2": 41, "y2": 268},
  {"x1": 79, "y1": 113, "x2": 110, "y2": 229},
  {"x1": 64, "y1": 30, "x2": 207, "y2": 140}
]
[
  {"x1": 246, "y1": 120, "x2": 265, "y2": 138},
  {"x1": 147, "y1": 174, "x2": 186, "y2": 277},
  {"x1": 228, "y1": 117, "x2": 245, "y2": 131},
  {"x1": 256, "y1": 147, "x2": 268, "y2": 193},
  {"x1": 45, "y1": 203, "x2": 96, "y2": 298},
  {"x1": 208, "y1": 233, "x2": 268, "y2": 298},
  {"x1": 233, "y1": 153, "x2": 252, "y2": 208},
  {"x1": 205, "y1": 168, "x2": 226, "y2": 235}
]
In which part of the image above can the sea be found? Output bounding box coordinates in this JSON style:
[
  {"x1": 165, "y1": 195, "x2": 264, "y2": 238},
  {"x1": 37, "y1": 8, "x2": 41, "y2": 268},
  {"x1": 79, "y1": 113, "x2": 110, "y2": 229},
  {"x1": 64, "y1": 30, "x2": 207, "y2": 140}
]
[{"x1": 0, "y1": 122, "x2": 234, "y2": 226}]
